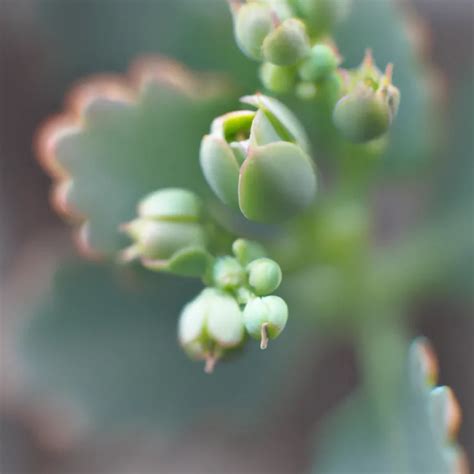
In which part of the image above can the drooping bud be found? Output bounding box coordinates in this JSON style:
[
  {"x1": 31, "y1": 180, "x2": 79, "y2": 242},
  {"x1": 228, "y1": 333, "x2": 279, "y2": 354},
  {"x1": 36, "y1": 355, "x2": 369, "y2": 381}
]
[
  {"x1": 298, "y1": 43, "x2": 341, "y2": 82},
  {"x1": 120, "y1": 188, "x2": 210, "y2": 277},
  {"x1": 243, "y1": 295, "x2": 288, "y2": 349},
  {"x1": 200, "y1": 94, "x2": 317, "y2": 222},
  {"x1": 247, "y1": 258, "x2": 282, "y2": 295},
  {"x1": 333, "y1": 59, "x2": 400, "y2": 143},
  {"x1": 262, "y1": 18, "x2": 310, "y2": 66},
  {"x1": 232, "y1": 2, "x2": 274, "y2": 61},
  {"x1": 178, "y1": 288, "x2": 245, "y2": 372}
]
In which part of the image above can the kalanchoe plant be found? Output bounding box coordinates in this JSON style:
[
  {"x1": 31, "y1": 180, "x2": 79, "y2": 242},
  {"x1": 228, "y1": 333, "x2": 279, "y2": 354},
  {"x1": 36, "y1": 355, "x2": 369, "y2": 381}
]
[{"x1": 28, "y1": 0, "x2": 469, "y2": 469}]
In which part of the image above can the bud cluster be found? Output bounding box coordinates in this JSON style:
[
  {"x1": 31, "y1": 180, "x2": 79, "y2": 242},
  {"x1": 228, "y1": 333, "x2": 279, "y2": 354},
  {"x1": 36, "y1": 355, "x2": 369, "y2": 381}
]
[
  {"x1": 178, "y1": 238, "x2": 289, "y2": 372},
  {"x1": 200, "y1": 93, "x2": 317, "y2": 222},
  {"x1": 230, "y1": 1, "x2": 400, "y2": 143},
  {"x1": 120, "y1": 188, "x2": 211, "y2": 277}
]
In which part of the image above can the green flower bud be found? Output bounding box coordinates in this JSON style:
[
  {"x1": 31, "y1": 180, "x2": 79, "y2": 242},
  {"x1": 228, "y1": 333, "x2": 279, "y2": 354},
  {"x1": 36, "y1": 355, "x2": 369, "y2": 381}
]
[
  {"x1": 298, "y1": 43, "x2": 340, "y2": 82},
  {"x1": 295, "y1": 0, "x2": 351, "y2": 36},
  {"x1": 232, "y1": 238, "x2": 267, "y2": 265},
  {"x1": 333, "y1": 62, "x2": 400, "y2": 143},
  {"x1": 213, "y1": 256, "x2": 246, "y2": 291},
  {"x1": 260, "y1": 62, "x2": 296, "y2": 93},
  {"x1": 233, "y1": 2, "x2": 274, "y2": 60},
  {"x1": 247, "y1": 258, "x2": 282, "y2": 295},
  {"x1": 200, "y1": 94, "x2": 317, "y2": 222},
  {"x1": 262, "y1": 18, "x2": 310, "y2": 66},
  {"x1": 121, "y1": 188, "x2": 209, "y2": 277},
  {"x1": 243, "y1": 295, "x2": 288, "y2": 349},
  {"x1": 178, "y1": 288, "x2": 245, "y2": 372}
]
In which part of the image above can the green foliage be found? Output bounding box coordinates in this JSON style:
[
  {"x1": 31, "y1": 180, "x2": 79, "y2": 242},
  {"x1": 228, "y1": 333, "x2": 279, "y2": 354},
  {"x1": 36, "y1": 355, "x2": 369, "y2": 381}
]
[
  {"x1": 312, "y1": 339, "x2": 467, "y2": 474},
  {"x1": 38, "y1": 59, "x2": 234, "y2": 257}
]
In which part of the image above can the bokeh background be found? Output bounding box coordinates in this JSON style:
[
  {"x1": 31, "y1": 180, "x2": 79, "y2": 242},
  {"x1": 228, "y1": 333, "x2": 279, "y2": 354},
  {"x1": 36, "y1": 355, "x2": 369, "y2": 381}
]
[{"x1": 1, "y1": 1, "x2": 473, "y2": 473}]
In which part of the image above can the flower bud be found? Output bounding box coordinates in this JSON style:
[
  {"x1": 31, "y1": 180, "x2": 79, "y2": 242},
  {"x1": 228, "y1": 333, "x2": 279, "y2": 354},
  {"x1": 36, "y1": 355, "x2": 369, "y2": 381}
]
[
  {"x1": 200, "y1": 94, "x2": 317, "y2": 222},
  {"x1": 232, "y1": 238, "x2": 267, "y2": 265},
  {"x1": 262, "y1": 18, "x2": 310, "y2": 66},
  {"x1": 298, "y1": 43, "x2": 341, "y2": 82},
  {"x1": 243, "y1": 295, "x2": 288, "y2": 349},
  {"x1": 247, "y1": 258, "x2": 282, "y2": 295},
  {"x1": 295, "y1": 0, "x2": 351, "y2": 36},
  {"x1": 260, "y1": 62, "x2": 296, "y2": 93},
  {"x1": 213, "y1": 256, "x2": 246, "y2": 291},
  {"x1": 233, "y1": 2, "x2": 274, "y2": 60},
  {"x1": 178, "y1": 288, "x2": 245, "y2": 372},
  {"x1": 121, "y1": 188, "x2": 209, "y2": 277},
  {"x1": 333, "y1": 61, "x2": 400, "y2": 143}
]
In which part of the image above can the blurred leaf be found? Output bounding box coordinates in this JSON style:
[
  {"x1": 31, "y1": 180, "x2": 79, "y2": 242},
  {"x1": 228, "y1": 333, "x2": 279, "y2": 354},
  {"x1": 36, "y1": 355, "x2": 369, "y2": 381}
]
[
  {"x1": 37, "y1": 58, "x2": 234, "y2": 257},
  {"x1": 35, "y1": 0, "x2": 258, "y2": 91},
  {"x1": 18, "y1": 260, "x2": 302, "y2": 430},
  {"x1": 312, "y1": 338, "x2": 468, "y2": 474}
]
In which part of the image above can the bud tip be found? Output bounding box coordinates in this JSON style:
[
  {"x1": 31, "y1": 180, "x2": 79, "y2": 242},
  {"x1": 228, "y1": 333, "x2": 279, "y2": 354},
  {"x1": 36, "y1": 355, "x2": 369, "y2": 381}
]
[{"x1": 260, "y1": 322, "x2": 269, "y2": 350}]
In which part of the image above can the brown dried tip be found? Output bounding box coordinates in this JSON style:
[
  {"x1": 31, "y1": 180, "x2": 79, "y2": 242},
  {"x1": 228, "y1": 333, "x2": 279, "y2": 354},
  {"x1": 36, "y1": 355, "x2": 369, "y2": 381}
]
[
  {"x1": 418, "y1": 340, "x2": 439, "y2": 386},
  {"x1": 260, "y1": 322, "x2": 269, "y2": 350},
  {"x1": 227, "y1": 0, "x2": 243, "y2": 14},
  {"x1": 362, "y1": 48, "x2": 373, "y2": 67},
  {"x1": 444, "y1": 387, "x2": 462, "y2": 440},
  {"x1": 204, "y1": 354, "x2": 217, "y2": 374},
  {"x1": 384, "y1": 63, "x2": 394, "y2": 83}
]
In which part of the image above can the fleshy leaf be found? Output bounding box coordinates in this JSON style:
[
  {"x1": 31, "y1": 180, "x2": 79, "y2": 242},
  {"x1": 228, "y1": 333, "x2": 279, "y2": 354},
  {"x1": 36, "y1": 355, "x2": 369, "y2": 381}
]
[
  {"x1": 36, "y1": 57, "x2": 233, "y2": 258},
  {"x1": 312, "y1": 338, "x2": 469, "y2": 474}
]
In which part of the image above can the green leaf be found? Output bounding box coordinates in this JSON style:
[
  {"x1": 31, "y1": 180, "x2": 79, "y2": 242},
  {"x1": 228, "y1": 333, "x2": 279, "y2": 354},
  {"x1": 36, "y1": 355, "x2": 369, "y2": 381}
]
[
  {"x1": 17, "y1": 260, "x2": 302, "y2": 430},
  {"x1": 311, "y1": 338, "x2": 468, "y2": 474},
  {"x1": 37, "y1": 58, "x2": 234, "y2": 257}
]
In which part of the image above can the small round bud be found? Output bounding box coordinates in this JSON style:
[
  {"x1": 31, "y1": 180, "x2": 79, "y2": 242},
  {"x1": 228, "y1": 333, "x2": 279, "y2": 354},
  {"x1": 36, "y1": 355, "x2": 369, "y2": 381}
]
[
  {"x1": 332, "y1": 86, "x2": 391, "y2": 143},
  {"x1": 178, "y1": 288, "x2": 245, "y2": 372},
  {"x1": 234, "y1": 3, "x2": 274, "y2": 60},
  {"x1": 232, "y1": 238, "x2": 267, "y2": 265},
  {"x1": 213, "y1": 256, "x2": 246, "y2": 291},
  {"x1": 262, "y1": 19, "x2": 310, "y2": 66},
  {"x1": 243, "y1": 296, "x2": 288, "y2": 349},
  {"x1": 138, "y1": 188, "x2": 201, "y2": 221},
  {"x1": 333, "y1": 57, "x2": 400, "y2": 143},
  {"x1": 259, "y1": 63, "x2": 296, "y2": 93},
  {"x1": 247, "y1": 258, "x2": 282, "y2": 295},
  {"x1": 296, "y1": 0, "x2": 351, "y2": 36},
  {"x1": 298, "y1": 44, "x2": 340, "y2": 82},
  {"x1": 124, "y1": 219, "x2": 206, "y2": 261}
]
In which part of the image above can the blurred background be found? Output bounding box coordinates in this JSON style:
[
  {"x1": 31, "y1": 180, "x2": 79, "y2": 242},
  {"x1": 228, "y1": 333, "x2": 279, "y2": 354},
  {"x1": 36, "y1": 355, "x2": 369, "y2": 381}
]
[{"x1": 1, "y1": 1, "x2": 473, "y2": 473}]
